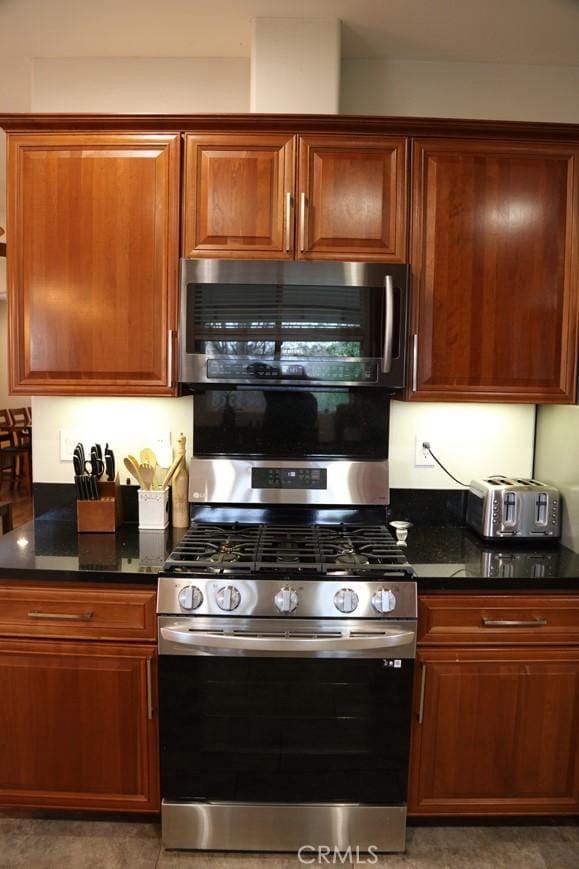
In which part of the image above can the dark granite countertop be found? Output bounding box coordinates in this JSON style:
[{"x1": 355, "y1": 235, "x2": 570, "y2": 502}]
[
  {"x1": 0, "y1": 514, "x2": 578, "y2": 592},
  {"x1": 0, "y1": 512, "x2": 185, "y2": 585},
  {"x1": 405, "y1": 525, "x2": 579, "y2": 591}
]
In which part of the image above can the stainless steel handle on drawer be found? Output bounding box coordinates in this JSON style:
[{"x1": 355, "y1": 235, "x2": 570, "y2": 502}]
[
  {"x1": 27, "y1": 611, "x2": 95, "y2": 621},
  {"x1": 146, "y1": 658, "x2": 154, "y2": 720},
  {"x1": 284, "y1": 192, "x2": 292, "y2": 252},
  {"x1": 382, "y1": 275, "x2": 394, "y2": 374},
  {"x1": 160, "y1": 626, "x2": 415, "y2": 655},
  {"x1": 417, "y1": 663, "x2": 427, "y2": 725},
  {"x1": 167, "y1": 329, "x2": 174, "y2": 387},
  {"x1": 412, "y1": 333, "x2": 418, "y2": 392},
  {"x1": 300, "y1": 192, "x2": 307, "y2": 252},
  {"x1": 481, "y1": 618, "x2": 548, "y2": 628}
]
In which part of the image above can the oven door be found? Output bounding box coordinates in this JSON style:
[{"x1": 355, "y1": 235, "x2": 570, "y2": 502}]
[
  {"x1": 179, "y1": 260, "x2": 409, "y2": 388},
  {"x1": 158, "y1": 617, "x2": 415, "y2": 809}
]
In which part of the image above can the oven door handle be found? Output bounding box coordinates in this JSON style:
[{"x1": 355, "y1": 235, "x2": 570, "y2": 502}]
[
  {"x1": 382, "y1": 274, "x2": 394, "y2": 374},
  {"x1": 160, "y1": 626, "x2": 415, "y2": 655}
]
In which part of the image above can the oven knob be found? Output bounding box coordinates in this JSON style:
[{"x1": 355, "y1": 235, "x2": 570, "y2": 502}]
[
  {"x1": 334, "y1": 588, "x2": 359, "y2": 614},
  {"x1": 216, "y1": 585, "x2": 241, "y2": 611},
  {"x1": 178, "y1": 585, "x2": 203, "y2": 611},
  {"x1": 274, "y1": 587, "x2": 299, "y2": 613},
  {"x1": 372, "y1": 588, "x2": 397, "y2": 614}
]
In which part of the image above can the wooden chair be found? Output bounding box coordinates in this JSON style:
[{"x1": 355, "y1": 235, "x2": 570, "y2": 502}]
[{"x1": 0, "y1": 408, "x2": 32, "y2": 495}]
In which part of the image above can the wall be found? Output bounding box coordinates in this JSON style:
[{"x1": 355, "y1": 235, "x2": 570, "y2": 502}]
[
  {"x1": 11, "y1": 53, "x2": 579, "y2": 485},
  {"x1": 341, "y1": 58, "x2": 579, "y2": 122},
  {"x1": 32, "y1": 57, "x2": 250, "y2": 113},
  {"x1": 534, "y1": 406, "x2": 579, "y2": 553}
]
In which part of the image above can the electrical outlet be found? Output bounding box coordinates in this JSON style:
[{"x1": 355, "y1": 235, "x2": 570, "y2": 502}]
[{"x1": 415, "y1": 434, "x2": 435, "y2": 467}]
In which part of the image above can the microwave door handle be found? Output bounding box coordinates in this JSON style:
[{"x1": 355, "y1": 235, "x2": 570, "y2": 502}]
[
  {"x1": 382, "y1": 275, "x2": 394, "y2": 373},
  {"x1": 160, "y1": 626, "x2": 415, "y2": 655}
]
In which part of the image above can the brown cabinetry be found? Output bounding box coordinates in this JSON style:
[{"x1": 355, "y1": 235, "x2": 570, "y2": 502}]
[
  {"x1": 298, "y1": 136, "x2": 407, "y2": 261},
  {"x1": 409, "y1": 593, "x2": 579, "y2": 816},
  {"x1": 0, "y1": 583, "x2": 159, "y2": 813},
  {"x1": 183, "y1": 134, "x2": 295, "y2": 258},
  {"x1": 7, "y1": 133, "x2": 180, "y2": 396},
  {"x1": 183, "y1": 133, "x2": 408, "y2": 262},
  {"x1": 410, "y1": 139, "x2": 579, "y2": 403}
]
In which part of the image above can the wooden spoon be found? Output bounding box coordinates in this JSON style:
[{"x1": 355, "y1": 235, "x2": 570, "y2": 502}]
[
  {"x1": 139, "y1": 462, "x2": 155, "y2": 491},
  {"x1": 124, "y1": 456, "x2": 145, "y2": 488},
  {"x1": 160, "y1": 455, "x2": 184, "y2": 490},
  {"x1": 140, "y1": 448, "x2": 158, "y2": 488}
]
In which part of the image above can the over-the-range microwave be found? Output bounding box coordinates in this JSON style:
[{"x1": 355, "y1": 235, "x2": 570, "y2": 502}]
[{"x1": 179, "y1": 259, "x2": 409, "y2": 388}]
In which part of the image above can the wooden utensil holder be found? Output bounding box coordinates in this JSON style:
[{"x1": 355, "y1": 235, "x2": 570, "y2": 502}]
[{"x1": 76, "y1": 481, "x2": 123, "y2": 533}]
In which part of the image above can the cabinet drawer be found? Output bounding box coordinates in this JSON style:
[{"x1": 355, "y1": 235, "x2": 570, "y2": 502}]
[
  {"x1": 0, "y1": 585, "x2": 156, "y2": 641},
  {"x1": 418, "y1": 594, "x2": 579, "y2": 646}
]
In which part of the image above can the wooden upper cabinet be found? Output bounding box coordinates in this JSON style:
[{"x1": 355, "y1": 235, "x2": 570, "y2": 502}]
[
  {"x1": 410, "y1": 138, "x2": 579, "y2": 402},
  {"x1": 297, "y1": 135, "x2": 407, "y2": 262},
  {"x1": 8, "y1": 133, "x2": 180, "y2": 395},
  {"x1": 183, "y1": 133, "x2": 295, "y2": 259}
]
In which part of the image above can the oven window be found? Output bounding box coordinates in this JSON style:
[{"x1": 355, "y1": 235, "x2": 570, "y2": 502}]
[
  {"x1": 159, "y1": 656, "x2": 413, "y2": 805},
  {"x1": 193, "y1": 389, "x2": 390, "y2": 459},
  {"x1": 185, "y1": 284, "x2": 385, "y2": 359}
]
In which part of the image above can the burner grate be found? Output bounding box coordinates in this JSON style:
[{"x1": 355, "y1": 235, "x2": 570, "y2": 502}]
[{"x1": 164, "y1": 522, "x2": 414, "y2": 576}]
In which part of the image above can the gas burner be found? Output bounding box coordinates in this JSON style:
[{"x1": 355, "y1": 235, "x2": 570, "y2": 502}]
[
  {"x1": 335, "y1": 546, "x2": 370, "y2": 567},
  {"x1": 207, "y1": 542, "x2": 242, "y2": 566}
]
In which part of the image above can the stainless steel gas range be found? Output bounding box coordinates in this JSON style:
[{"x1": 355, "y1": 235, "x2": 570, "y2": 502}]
[{"x1": 157, "y1": 387, "x2": 416, "y2": 854}]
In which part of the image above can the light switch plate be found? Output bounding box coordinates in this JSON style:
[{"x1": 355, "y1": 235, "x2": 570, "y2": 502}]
[{"x1": 60, "y1": 429, "x2": 85, "y2": 461}]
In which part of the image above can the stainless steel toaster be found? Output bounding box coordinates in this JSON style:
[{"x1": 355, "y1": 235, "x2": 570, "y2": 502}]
[{"x1": 466, "y1": 477, "x2": 561, "y2": 540}]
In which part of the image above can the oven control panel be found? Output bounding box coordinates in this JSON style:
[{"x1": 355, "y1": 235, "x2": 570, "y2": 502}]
[
  {"x1": 158, "y1": 577, "x2": 417, "y2": 620},
  {"x1": 252, "y1": 467, "x2": 327, "y2": 489}
]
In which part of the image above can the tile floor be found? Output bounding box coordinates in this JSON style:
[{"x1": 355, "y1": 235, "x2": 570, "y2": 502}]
[{"x1": 0, "y1": 816, "x2": 577, "y2": 869}]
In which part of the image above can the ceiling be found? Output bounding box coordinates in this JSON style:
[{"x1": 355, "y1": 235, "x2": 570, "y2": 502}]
[{"x1": 1, "y1": 0, "x2": 578, "y2": 67}]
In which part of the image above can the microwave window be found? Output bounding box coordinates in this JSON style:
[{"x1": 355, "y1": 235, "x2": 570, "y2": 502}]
[{"x1": 186, "y1": 284, "x2": 383, "y2": 358}]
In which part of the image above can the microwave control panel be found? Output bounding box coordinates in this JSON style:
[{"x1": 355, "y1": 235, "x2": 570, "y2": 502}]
[
  {"x1": 252, "y1": 467, "x2": 328, "y2": 490},
  {"x1": 206, "y1": 359, "x2": 378, "y2": 383}
]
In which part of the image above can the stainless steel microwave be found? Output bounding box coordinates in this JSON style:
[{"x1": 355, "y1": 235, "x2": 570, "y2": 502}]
[{"x1": 179, "y1": 259, "x2": 409, "y2": 388}]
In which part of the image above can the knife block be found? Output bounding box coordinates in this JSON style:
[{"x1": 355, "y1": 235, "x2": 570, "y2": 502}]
[{"x1": 76, "y1": 481, "x2": 123, "y2": 533}]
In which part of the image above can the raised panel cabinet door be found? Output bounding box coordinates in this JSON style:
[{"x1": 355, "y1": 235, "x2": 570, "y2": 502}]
[
  {"x1": 0, "y1": 640, "x2": 159, "y2": 812},
  {"x1": 410, "y1": 139, "x2": 579, "y2": 402},
  {"x1": 408, "y1": 648, "x2": 579, "y2": 815},
  {"x1": 297, "y1": 136, "x2": 408, "y2": 261},
  {"x1": 8, "y1": 134, "x2": 180, "y2": 395},
  {"x1": 183, "y1": 134, "x2": 295, "y2": 258}
]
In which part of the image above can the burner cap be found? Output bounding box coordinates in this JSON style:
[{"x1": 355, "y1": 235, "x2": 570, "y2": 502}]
[{"x1": 335, "y1": 547, "x2": 370, "y2": 567}]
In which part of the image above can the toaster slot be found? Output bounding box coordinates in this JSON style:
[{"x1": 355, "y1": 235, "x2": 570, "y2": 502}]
[
  {"x1": 503, "y1": 491, "x2": 518, "y2": 527},
  {"x1": 535, "y1": 493, "x2": 549, "y2": 526}
]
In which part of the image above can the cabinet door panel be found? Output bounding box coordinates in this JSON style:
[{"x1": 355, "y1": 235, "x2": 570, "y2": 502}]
[
  {"x1": 298, "y1": 136, "x2": 407, "y2": 261},
  {"x1": 410, "y1": 139, "x2": 579, "y2": 402},
  {"x1": 183, "y1": 134, "x2": 295, "y2": 258},
  {"x1": 409, "y1": 648, "x2": 579, "y2": 815},
  {"x1": 8, "y1": 134, "x2": 180, "y2": 395},
  {"x1": 0, "y1": 640, "x2": 159, "y2": 812}
]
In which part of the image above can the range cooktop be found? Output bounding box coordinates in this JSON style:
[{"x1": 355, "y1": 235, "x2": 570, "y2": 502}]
[{"x1": 163, "y1": 522, "x2": 415, "y2": 578}]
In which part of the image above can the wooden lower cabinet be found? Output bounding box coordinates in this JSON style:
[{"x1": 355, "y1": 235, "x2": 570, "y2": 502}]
[
  {"x1": 408, "y1": 647, "x2": 579, "y2": 815},
  {"x1": 0, "y1": 639, "x2": 159, "y2": 812}
]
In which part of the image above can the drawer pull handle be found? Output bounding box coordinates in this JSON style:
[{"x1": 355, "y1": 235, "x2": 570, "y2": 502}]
[
  {"x1": 417, "y1": 663, "x2": 427, "y2": 725},
  {"x1": 27, "y1": 611, "x2": 95, "y2": 621},
  {"x1": 481, "y1": 617, "x2": 547, "y2": 628},
  {"x1": 146, "y1": 658, "x2": 154, "y2": 720}
]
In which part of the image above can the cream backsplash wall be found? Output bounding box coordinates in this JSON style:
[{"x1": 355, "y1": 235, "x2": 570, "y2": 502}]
[
  {"x1": 535, "y1": 406, "x2": 579, "y2": 553},
  {"x1": 32, "y1": 396, "x2": 194, "y2": 483},
  {"x1": 25, "y1": 53, "x2": 544, "y2": 486}
]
